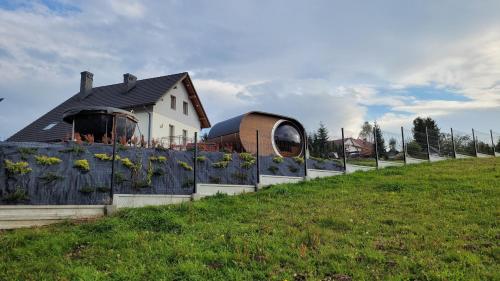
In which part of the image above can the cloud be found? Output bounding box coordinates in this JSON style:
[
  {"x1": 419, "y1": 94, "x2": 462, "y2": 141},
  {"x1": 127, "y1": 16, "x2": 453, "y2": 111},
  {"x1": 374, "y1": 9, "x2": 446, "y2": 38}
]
[{"x1": 1, "y1": 0, "x2": 500, "y2": 140}]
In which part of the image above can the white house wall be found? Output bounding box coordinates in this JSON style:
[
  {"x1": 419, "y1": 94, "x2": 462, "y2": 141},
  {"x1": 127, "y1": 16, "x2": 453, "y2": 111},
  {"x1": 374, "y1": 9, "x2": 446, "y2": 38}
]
[
  {"x1": 132, "y1": 107, "x2": 153, "y2": 143},
  {"x1": 152, "y1": 81, "x2": 201, "y2": 141}
]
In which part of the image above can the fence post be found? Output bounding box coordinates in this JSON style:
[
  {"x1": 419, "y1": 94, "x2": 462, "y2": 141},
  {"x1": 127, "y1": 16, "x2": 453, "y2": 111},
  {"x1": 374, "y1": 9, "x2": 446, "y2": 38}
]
[
  {"x1": 341, "y1": 128, "x2": 347, "y2": 173},
  {"x1": 109, "y1": 115, "x2": 117, "y2": 205},
  {"x1": 193, "y1": 132, "x2": 198, "y2": 194},
  {"x1": 373, "y1": 127, "x2": 379, "y2": 169},
  {"x1": 425, "y1": 127, "x2": 431, "y2": 162},
  {"x1": 256, "y1": 130, "x2": 260, "y2": 191},
  {"x1": 401, "y1": 126, "x2": 406, "y2": 165},
  {"x1": 472, "y1": 129, "x2": 478, "y2": 157},
  {"x1": 303, "y1": 132, "x2": 308, "y2": 178},
  {"x1": 491, "y1": 130, "x2": 496, "y2": 157},
  {"x1": 451, "y1": 128, "x2": 457, "y2": 159}
]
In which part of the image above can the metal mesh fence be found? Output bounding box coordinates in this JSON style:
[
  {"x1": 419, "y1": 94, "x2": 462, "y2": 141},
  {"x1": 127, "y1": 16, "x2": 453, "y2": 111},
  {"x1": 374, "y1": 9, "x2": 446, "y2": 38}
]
[
  {"x1": 474, "y1": 130, "x2": 495, "y2": 157},
  {"x1": 453, "y1": 129, "x2": 476, "y2": 157},
  {"x1": 426, "y1": 129, "x2": 454, "y2": 160},
  {"x1": 493, "y1": 131, "x2": 500, "y2": 157},
  {"x1": 378, "y1": 130, "x2": 405, "y2": 165},
  {"x1": 343, "y1": 131, "x2": 377, "y2": 168},
  {"x1": 403, "y1": 128, "x2": 429, "y2": 161}
]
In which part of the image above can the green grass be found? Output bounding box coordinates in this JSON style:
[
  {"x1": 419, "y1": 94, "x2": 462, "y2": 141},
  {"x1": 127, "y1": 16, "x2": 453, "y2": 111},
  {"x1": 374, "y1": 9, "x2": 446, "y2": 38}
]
[{"x1": 1, "y1": 158, "x2": 499, "y2": 280}]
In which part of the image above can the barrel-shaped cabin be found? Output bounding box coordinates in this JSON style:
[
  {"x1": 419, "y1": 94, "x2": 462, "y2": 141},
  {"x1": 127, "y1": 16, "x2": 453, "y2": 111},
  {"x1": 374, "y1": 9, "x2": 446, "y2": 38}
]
[{"x1": 207, "y1": 111, "x2": 305, "y2": 157}]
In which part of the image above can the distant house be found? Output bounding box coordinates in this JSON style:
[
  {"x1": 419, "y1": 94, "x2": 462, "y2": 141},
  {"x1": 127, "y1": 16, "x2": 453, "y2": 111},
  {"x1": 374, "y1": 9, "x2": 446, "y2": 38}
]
[
  {"x1": 331, "y1": 137, "x2": 374, "y2": 157},
  {"x1": 8, "y1": 71, "x2": 211, "y2": 144}
]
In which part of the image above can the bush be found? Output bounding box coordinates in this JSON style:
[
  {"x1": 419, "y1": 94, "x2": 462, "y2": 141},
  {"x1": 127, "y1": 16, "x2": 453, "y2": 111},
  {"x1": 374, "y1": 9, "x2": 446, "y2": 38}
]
[
  {"x1": 293, "y1": 156, "x2": 304, "y2": 165},
  {"x1": 196, "y1": 156, "x2": 207, "y2": 162},
  {"x1": 222, "y1": 153, "x2": 233, "y2": 162},
  {"x1": 288, "y1": 165, "x2": 299, "y2": 173},
  {"x1": 35, "y1": 155, "x2": 62, "y2": 166},
  {"x1": 120, "y1": 158, "x2": 140, "y2": 172},
  {"x1": 94, "y1": 153, "x2": 114, "y2": 161},
  {"x1": 178, "y1": 161, "x2": 193, "y2": 171},
  {"x1": 39, "y1": 172, "x2": 64, "y2": 184},
  {"x1": 212, "y1": 161, "x2": 229, "y2": 169},
  {"x1": 4, "y1": 160, "x2": 32, "y2": 176},
  {"x1": 114, "y1": 172, "x2": 127, "y2": 184},
  {"x1": 3, "y1": 187, "x2": 29, "y2": 202},
  {"x1": 4, "y1": 187, "x2": 28, "y2": 200},
  {"x1": 73, "y1": 159, "x2": 90, "y2": 172},
  {"x1": 239, "y1": 152, "x2": 254, "y2": 162},
  {"x1": 59, "y1": 145, "x2": 86, "y2": 155},
  {"x1": 78, "y1": 186, "x2": 94, "y2": 194},
  {"x1": 268, "y1": 165, "x2": 279, "y2": 174},
  {"x1": 149, "y1": 155, "x2": 167, "y2": 163},
  {"x1": 406, "y1": 141, "x2": 422, "y2": 156},
  {"x1": 18, "y1": 147, "x2": 37, "y2": 160},
  {"x1": 272, "y1": 156, "x2": 284, "y2": 164}
]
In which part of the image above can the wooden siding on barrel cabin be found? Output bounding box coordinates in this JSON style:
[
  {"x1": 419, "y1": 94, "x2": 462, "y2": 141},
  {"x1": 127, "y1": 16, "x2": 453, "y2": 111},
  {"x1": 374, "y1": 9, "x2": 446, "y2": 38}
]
[{"x1": 240, "y1": 113, "x2": 280, "y2": 156}]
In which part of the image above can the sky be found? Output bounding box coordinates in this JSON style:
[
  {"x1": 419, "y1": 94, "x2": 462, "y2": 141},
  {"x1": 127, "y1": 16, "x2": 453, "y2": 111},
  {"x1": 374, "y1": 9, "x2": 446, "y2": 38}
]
[{"x1": 0, "y1": 0, "x2": 500, "y2": 140}]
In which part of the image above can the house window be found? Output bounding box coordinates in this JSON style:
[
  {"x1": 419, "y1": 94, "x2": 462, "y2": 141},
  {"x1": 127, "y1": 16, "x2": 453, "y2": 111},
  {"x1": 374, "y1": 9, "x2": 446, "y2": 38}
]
[
  {"x1": 169, "y1": 125, "x2": 175, "y2": 145},
  {"x1": 182, "y1": 130, "x2": 188, "y2": 145},
  {"x1": 170, "y1": 95, "x2": 176, "y2": 110},
  {"x1": 183, "y1": 101, "x2": 188, "y2": 115},
  {"x1": 43, "y1": 122, "x2": 58, "y2": 131}
]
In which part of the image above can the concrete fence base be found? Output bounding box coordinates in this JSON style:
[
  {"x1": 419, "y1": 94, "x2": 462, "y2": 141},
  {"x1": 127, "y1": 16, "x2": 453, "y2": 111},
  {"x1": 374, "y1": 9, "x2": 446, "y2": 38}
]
[
  {"x1": 455, "y1": 153, "x2": 473, "y2": 159},
  {"x1": 112, "y1": 194, "x2": 191, "y2": 210},
  {"x1": 477, "y1": 153, "x2": 493, "y2": 158},
  {"x1": 307, "y1": 169, "x2": 344, "y2": 179},
  {"x1": 429, "y1": 155, "x2": 448, "y2": 162},
  {"x1": 496, "y1": 152, "x2": 500, "y2": 157},
  {"x1": 259, "y1": 175, "x2": 304, "y2": 186},
  {"x1": 0, "y1": 205, "x2": 106, "y2": 230},
  {"x1": 406, "y1": 157, "x2": 428, "y2": 164},
  {"x1": 195, "y1": 183, "x2": 255, "y2": 198},
  {"x1": 345, "y1": 164, "x2": 376, "y2": 173},
  {"x1": 378, "y1": 161, "x2": 404, "y2": 168}
]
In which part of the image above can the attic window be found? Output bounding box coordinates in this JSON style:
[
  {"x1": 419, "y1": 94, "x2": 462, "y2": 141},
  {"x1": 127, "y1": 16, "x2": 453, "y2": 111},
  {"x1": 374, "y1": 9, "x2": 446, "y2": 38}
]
[{"x1": 43, "y1": 122, "x2": 58, "y2": 131}]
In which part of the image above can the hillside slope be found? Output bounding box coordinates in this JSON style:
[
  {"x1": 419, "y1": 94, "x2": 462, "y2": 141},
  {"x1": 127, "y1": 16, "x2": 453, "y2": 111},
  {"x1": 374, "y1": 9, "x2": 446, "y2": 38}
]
[{"x1": 0, "y1": 158, "x2": 499, "y2": 280}]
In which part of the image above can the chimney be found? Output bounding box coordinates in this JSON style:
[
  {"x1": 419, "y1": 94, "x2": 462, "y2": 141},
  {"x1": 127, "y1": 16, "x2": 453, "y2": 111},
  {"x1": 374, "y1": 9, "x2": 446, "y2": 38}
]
[
  {"x1": 79, "y1": 71, "x2": 93, "y2": 100},
  {"x1": 123, "y1": 73, "x2": 137, "y2": 92}
]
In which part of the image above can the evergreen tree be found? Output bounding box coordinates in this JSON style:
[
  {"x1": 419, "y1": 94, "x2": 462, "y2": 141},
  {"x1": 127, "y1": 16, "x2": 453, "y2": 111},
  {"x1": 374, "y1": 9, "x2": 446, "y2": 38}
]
[
  {"x1": 359, "y1": 121, "x2": 373, "y2": 142},
  {"x1": 374, "y1": 123, "x2": 386, "y2": 158},
  {"x1": 412, "y1": 117, "x2": 440, "y2": 150},
  {"x1": 316, "y1": 122, "x2": 329, "y2": 157},
  {"x1": 496, "y1": 138, "x2": 500, "y2": 152}
]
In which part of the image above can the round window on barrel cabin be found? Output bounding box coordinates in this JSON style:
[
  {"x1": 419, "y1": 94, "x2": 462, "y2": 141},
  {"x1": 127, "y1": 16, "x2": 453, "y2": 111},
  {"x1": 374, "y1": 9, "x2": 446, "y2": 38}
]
[{"x1": 271, "y1": 120, "x2": 303, "y2": 157}]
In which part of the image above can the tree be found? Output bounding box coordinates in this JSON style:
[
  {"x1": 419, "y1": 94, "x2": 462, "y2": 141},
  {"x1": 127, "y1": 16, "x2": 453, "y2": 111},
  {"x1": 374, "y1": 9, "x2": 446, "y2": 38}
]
[
  {"x1": 388, "y1": 137, "x2": 397, "y2": 152},
  {"x1": 316, "y1": 122, "x2": 329, "y2": 157},
  {"x1": 496, "y1": 138, "x2": 500, "y2": 152},
  {"x1": 374, "y1": 123, "x2": 386, "y2": 158},
  {"x1": 412, "y1": 117, "x2": 440, "y2": 151},
  {"x1": 359, "y1": 122, "x2": 373, "y2": 142},
  {"x1": 308, "y1": 122, "x2": 330, "y2": 158},
  {"x1": 406, "y1": 141, "x2": 422, "y2": 157}
]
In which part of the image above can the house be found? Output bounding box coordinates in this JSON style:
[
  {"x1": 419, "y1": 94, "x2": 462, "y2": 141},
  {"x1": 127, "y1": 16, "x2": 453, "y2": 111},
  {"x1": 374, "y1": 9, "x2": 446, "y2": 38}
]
[
  {"x1": 331, "y1": 137, "x2": 374, "y2": 157},
  {"x1": 8, "y1": 71, "x2": 211, "y2": 144},
  {"x1": 207, "y1": 112, "x2": 306, "y2": 157}
]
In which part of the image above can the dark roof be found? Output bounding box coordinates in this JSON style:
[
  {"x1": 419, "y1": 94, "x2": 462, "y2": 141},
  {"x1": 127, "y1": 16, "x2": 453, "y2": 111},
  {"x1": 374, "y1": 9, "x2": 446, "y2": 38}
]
[
  {"x1": 8, "y1": 72, "x2": 210, "y2": 142},
  {"x1": 208, "y1": 111, "x2": 305, "y2": 139},
  {"x1": 207, "y1": 114, "x2": 246, "y2": 139},
  {"x1": 62, "y1": 106, "x2": 138, "y2": 123}
]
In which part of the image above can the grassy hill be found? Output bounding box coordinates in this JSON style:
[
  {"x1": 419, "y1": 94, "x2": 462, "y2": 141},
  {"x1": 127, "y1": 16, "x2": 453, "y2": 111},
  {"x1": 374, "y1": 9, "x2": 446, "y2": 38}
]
[{"x1": 0, "y1": 158, "x2": 499, "y2": 280}]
